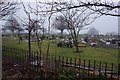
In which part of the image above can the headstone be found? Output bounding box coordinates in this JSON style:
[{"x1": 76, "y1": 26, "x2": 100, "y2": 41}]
[{"x1": 106, "y1": 42, "x2": 110, "y2": 45}]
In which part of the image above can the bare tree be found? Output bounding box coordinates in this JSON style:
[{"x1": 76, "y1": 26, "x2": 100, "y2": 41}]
[
  {"x1": 4, "y1": 14, "x2": 23, "y2": 44},
  {"x1": 1, "y1": 27, "x2": 5, "y2": 33},
  {"x1": 87, "y1": 27, "x2": 99, "y2": 36},
  {"x1": 31, "y1": 1, "x2": 57, "y2": 54},
  {"x1": 0, "y1": 0, "x2": 18, "y2": 20},
  {"x1": 4, "y1": 15, "x2": 19, "y2": 35},
  {"x1": 28, "y1": 1, "x2": 55, "y2": 78},
  {"x1": 30, "y1": 19, "x2": 45, "y2": 54},
  {"x1": 60, "y1": 8, "x2": 101, "y2": 52},
  {"x1": 17, "y1": 25, "x2": 23, "y2": 44},
  {"x1": 51, "y1": 0, "x2": 120, "y2": 17},
  {"x1": 19, "y1": 1, "x2": 37, "y2": 59},
  {"x1": 53, "y1": 15, "x2": 67, "y2": 37},
  {"x1": 33, "y1": 1, "x2": 102, "y2": 53},
  {"x1": 27, "y1": 1, "x2": 47, "y2": 55}
]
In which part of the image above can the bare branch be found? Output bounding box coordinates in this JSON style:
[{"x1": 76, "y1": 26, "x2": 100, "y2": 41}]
[{"x1": 0, "y1": 0, "x2": 19, "y2": 19}]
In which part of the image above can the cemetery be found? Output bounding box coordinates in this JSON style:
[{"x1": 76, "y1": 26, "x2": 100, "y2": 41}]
[
  {"x1": 1, "y1": 0, "x2": 120, "y2": 79},
  {"x1": 2, "y1": 35, "x2": 119, "y2": 79},
  {"x1": 2, "y1": 34, "x2": 119, "y2": 64}
]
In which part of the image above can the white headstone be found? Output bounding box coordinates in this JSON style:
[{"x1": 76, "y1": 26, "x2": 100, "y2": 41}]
[{"x1": 106, "y1": 42, "x2": 110, "y2": 45}]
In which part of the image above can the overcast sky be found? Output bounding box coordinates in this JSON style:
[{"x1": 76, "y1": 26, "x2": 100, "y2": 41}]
[
  {"x1": 19, "y1": 0, "x2": 119, "y2": 34},
  {"x1": 1, "y1": 0, "x2": 119, "y2": 34}
]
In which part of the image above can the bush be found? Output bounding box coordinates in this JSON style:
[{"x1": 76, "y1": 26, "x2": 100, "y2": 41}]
[{"x1": 58, "y1": 69, "x2": 79, "y2": 80}]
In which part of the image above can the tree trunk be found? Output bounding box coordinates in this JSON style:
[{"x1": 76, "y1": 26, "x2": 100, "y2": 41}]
[
  {"x1": 45, "y1": 6, "x2": 53, "y2": 79},
  {"x1": 61, "y1": 30, "x2": 63, "y2": 37},
  {"x1": 73, "y1": 29, "x2": 79, "y2": 53},
  {"x1": 36, "y1": 32, "x2": 42, "y2": 54},
  {"x1": 37, "y1": 39, "x2": 42, "y2": 54},
  {"x1": 18, "y1": 30, "x2": 20, "y2": 44},
  {"x1": 74, "y1": 39, "x2": 79, "y2": 53},
  {"x1": 28, "y1": 13, "x2": 31, "y2": 61},
  {"x1": 28, "y1": 30, "x2": 31, "y2": 60},
  {"x1": 12, "y1": 30, "x2": 14, "y2": 37}
]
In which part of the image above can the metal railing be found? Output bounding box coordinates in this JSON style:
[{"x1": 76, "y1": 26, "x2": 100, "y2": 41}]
[{"x1": 2, "y1": 46, "x2": 120, "y2": 80}]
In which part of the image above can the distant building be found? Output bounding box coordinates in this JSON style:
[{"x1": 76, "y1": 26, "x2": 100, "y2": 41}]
[{"x1": 105, "y1": 32, "x2": 118, "y2": 36}]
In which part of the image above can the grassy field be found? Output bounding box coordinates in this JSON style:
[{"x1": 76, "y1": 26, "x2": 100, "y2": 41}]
[{"x1": 2, "y1": 37, "x2": 118, "y2": 66}]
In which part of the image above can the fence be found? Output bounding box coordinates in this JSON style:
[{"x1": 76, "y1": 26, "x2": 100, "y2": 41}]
[{"x1": 2, "y1": 46, "x2": 120, "y2": 80}]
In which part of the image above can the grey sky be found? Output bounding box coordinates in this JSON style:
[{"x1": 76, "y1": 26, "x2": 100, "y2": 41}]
[
  {"x1": 19, "y1": 0, "x2": 120, "y2": 34},
  {"x1": 1, "y1": 0, "x2": 119, "y2": 34},
  {"x1": 91, "y1": 15, "x2": 118, "y2": 34}
]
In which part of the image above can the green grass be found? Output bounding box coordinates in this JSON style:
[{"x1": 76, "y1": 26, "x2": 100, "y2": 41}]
[{"x1": 2, "y1": 37, "x2": 118, "y2": 66}]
